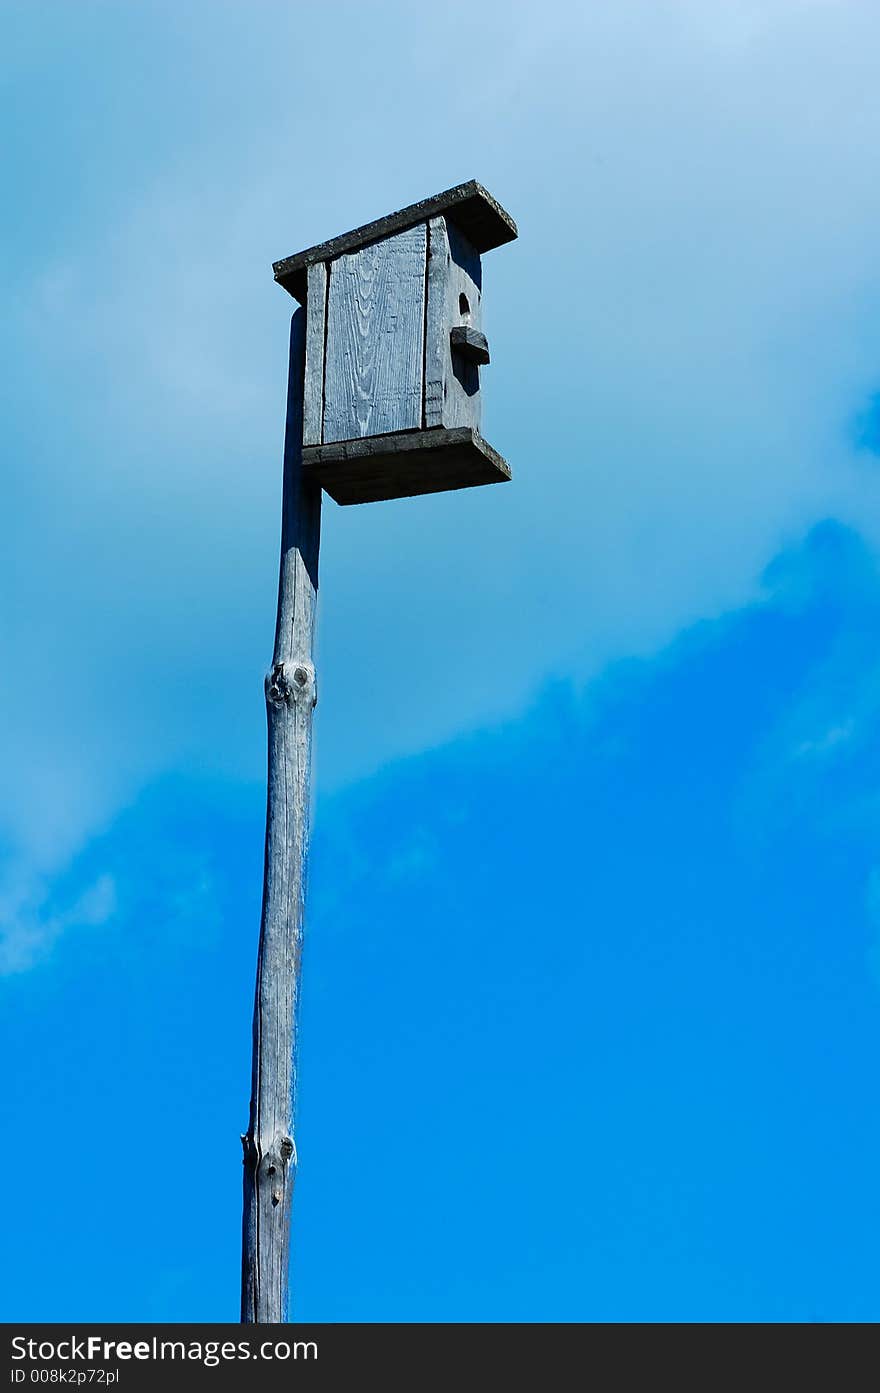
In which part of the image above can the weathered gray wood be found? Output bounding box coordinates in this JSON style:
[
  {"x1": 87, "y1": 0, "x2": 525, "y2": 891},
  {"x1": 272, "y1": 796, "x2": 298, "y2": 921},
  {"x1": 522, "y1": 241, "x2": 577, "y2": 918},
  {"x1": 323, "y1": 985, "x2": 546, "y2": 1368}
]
[
  {"x1": 241, "y1": 307, "x2": 321, "y2": 1324},
  {"x1": 450, "y1": 325, "x2": 490, "y2": 365},
  {"x1": 322, "y1": 223, "x2": 426, "y2": 444},
  {"x1": 302, "y1": 262, "x2": 327, "y2": 447},
  {"x1": 273, "y1": 180, "x2": 517, "y2": 303},
  {"x1": 302, "y1": 425, "x2": 510, "y2": 505},
  {"x1": 242, "y1": 179, "x2": 516, "y2": 1320},
  {"x1": 425, "y1": 217, "x2": 484, "y2": 432},
  {"x1": 424, "y1": 217, "x2": 449, "y2": 430}
]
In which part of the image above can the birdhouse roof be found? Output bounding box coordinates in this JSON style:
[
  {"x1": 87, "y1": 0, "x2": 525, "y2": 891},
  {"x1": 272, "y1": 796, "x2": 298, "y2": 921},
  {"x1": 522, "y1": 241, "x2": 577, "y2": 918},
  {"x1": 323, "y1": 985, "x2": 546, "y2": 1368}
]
[{"x1": 273, "y1": 180, "x2": 517, "y2": 304}]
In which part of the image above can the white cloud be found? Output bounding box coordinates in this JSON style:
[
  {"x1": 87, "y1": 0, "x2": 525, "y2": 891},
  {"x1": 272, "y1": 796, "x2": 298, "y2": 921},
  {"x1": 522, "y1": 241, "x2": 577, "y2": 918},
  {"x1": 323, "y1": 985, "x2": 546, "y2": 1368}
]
[
  {"x1": 795, "y1": 722, "x2": 855, "y2": 758},
  {"x1": 4, "y1": 0, "x2": 880, "y2": 961},
  {"x1": 0, "y1": 871, "x2": 116, "y2": 976}
]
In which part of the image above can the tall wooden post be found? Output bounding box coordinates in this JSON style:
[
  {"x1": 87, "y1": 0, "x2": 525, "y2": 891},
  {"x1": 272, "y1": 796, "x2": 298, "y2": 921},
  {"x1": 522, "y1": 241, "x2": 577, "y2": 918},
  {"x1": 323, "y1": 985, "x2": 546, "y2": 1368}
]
[
  {"x1": 241, "y1": 183, "x2": 516, "y2": 1323},
  {"x1": 241, "y1": 308, "x2": 321, "y2": 1323}
]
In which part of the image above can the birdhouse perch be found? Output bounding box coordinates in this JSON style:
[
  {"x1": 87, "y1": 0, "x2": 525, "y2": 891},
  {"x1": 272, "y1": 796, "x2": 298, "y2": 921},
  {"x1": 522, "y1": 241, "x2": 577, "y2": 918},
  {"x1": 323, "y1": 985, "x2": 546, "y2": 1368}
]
[{"x1": 272, "y1": 180, "x2": 518, "y2": 505}]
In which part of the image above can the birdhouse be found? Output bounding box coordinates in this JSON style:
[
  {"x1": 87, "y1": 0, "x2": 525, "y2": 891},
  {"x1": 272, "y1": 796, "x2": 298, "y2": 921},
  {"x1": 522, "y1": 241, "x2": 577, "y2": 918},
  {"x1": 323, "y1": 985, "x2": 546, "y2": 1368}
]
[{"x1": 273, "y1": 181, "x2": 517, "y2": 505}]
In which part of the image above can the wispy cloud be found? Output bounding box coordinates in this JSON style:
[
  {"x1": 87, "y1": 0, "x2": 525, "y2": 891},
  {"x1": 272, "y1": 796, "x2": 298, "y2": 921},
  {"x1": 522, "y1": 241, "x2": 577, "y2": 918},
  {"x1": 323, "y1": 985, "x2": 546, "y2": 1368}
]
[
  {"x1": 0, "y1": 871, "x2": 116, "y2": 975},
  {"x1": 5, "y1": 1, "x2": 880, "y2": 964},
  {"x1": 794, "y1": 721, "x2": 855, "y2": 759}
]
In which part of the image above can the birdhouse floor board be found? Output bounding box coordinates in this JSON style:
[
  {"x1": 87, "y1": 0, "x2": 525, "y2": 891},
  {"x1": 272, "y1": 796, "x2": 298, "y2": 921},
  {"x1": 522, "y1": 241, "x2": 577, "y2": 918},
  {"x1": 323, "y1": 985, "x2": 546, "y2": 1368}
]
[{"x1": 301, "y1": 426, "x2": 510, "y2": 505}]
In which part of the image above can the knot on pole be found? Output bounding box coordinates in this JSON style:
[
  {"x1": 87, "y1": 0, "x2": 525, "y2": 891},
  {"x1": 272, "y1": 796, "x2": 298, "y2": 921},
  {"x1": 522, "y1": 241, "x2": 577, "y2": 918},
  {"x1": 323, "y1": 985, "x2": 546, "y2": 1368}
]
[
  {"x1": 265, "y1": 660, "x2": 317, "y2": 710},
  {"x1": 256, "y1": 1137, "x2": 297, "y2": 1208}
]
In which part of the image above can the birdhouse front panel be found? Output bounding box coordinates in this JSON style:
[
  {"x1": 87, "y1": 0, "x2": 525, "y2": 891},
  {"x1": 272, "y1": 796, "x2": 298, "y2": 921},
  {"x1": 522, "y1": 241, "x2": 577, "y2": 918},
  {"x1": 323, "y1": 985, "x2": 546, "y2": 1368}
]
[
  {"x1": 273, "y1": 182, "x2": 517, "y2": 505},
  {"x1": 322, "y1": 223, "x2": 426, "y2": 444}
]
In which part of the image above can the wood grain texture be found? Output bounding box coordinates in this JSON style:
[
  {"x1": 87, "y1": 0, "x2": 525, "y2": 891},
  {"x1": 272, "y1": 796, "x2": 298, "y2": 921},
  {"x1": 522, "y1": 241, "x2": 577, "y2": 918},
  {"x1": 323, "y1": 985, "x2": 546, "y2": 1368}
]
[
  {"x1": 302, "y1": 425, "x2": 510, "y2": 505},
  {"x1": 273, "y1": 179, "x2": 517, "y2": 303},
  {"x1": 322, "y1": 223, "x2": 426, "y2": 444},
  {"x1": 424, "y1": 217, "x2": 449, "y2": 430},
  {"x1": 425, "y1": 216, "x2": 483, "y2": 432},
  {"x1": 241, "y1": 308, "x2": 321, "y2": 1324},
  {"x1": 302, "y1": 262, "x2": 326, "y2": 447}
]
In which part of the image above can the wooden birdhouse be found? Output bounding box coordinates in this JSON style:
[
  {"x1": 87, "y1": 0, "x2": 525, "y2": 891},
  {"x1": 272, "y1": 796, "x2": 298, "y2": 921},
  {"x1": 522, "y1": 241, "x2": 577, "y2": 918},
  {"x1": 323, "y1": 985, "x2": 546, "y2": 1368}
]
[{"x1": 272, "y1": 181, "x2": 517, "y2": 505}]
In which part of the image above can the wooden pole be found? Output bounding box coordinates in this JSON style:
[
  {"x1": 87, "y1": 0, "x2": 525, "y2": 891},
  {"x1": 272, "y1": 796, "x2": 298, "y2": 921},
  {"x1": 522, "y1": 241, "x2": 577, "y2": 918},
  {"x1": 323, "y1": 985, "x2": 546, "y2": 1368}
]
[
  {"x1": 241, "y1": 307, "x2": 321, "y2": 1323},
  {"x1": 240, "y1": 183, "x2": 514, "y2": 1322}
]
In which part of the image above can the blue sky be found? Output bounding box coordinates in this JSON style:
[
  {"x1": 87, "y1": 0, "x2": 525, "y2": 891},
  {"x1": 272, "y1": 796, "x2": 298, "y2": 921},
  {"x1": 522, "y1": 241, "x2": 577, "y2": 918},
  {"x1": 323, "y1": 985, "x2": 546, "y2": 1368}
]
[{"x1": 4, "y1": 1, "x2": 880, "y2": 1321}]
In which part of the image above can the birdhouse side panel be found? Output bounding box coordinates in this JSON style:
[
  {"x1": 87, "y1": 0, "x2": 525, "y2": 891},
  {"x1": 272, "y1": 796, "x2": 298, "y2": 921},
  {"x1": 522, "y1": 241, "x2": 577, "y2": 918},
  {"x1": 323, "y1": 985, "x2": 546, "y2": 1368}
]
[
  {"x1": 303, "y1": 261, "x2": 327, "y2": 447},
  {"x1": 322, "y1": 223, "x2": 426, "y2": 444},
  {"x1": 425, "y1": 216, "x2": 483, "y2": 433}
]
